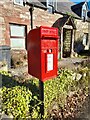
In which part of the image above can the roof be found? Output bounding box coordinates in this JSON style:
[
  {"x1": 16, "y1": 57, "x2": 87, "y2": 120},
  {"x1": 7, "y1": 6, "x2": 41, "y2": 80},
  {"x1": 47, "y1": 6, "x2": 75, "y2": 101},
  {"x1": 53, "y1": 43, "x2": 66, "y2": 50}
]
[
  {"x1": 52, "y1": 16, "x2": 76, "y2": 30},
  {"x1": 71, "y1": 3, "x2": 83, "y2": 18},
  {"x1": 56, "y1": 1, "x2": 74, "y2": 14},
  {"x1": 38, "y1": 0, "x2": 79, "y2": 18},
  {"x1": 25, "y1": 0, "x2": 82, "y2": 19},
  {"x1": 25, "y1": 0, "x2": 47, "y2": 10},
  {"x1": 39, "y1": 0, "x2": 80, "y2": 18},
  {"x1": 71, "y1": 2, "x2": 90, "y2": 20},
  {"x1": 71, "y1": 2, "x2": 85, "y2": 10},
  {"x1": 55, "y1": 0, "x2": 80, "y2": 18}
]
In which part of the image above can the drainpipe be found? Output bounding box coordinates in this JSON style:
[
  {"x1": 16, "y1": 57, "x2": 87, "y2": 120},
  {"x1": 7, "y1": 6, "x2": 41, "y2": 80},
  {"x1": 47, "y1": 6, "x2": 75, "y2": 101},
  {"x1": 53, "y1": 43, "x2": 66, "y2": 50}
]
[
  {"x1": 23, "y1": 1, "x2": 47, "y2": 29},
  {"x1": 29, "y1": 6, "x2": 34, "y2": 29}
]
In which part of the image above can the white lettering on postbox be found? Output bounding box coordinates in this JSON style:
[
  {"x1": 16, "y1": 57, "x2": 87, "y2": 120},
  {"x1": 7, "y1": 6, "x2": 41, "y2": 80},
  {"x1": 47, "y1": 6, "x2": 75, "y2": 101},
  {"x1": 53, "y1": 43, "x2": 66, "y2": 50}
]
[{"x1": 47, "y1": 54, "x2": 53, "y2": 71}]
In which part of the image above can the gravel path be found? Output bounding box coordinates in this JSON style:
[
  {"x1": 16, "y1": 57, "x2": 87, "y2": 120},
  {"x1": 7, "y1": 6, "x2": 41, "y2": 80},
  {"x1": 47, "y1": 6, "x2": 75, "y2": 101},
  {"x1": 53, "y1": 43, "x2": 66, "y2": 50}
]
[{"x1": 58, "y1": 57, "x2": 88, "y2": 70}]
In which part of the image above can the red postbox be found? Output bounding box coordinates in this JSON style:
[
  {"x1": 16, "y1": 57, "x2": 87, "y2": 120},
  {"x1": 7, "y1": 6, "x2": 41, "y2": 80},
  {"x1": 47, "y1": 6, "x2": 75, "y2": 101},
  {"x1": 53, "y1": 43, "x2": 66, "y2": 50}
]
[{"x1": 27, "y1": 26, "x2": 58, "y2": 82}]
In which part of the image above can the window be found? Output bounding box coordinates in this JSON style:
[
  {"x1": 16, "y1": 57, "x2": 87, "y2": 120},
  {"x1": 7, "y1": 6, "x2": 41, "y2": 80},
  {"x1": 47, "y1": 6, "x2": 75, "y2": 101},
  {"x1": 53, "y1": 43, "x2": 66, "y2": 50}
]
[
  {"x1": 47, "y1": 0, "x2": 57, "y2": 13},
  {"x1": 10, "y1": 24, "x2": 26, "y2": 49},
  {"x1": 14, "y1": 0, "x2": 23, "y2": 6},
  {"x1": 83, "y1": 33, "x2": 88, "y2": 46},
  {"x1": 82, "y1": 2, "x2": 88, "y2": 21},
  {"x1": 82, "y1": 9, "x2": 87, "y2": 21}
]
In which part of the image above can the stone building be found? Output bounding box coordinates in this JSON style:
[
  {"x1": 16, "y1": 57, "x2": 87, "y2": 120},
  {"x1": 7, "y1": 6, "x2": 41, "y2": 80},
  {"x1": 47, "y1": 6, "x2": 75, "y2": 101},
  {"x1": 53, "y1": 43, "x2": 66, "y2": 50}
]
[
  {"x1": 0, "y1": 0, "x2": 90, "y2": 68},
  {"x1": 71, "y1": 1, "x2": 90, "y2": 53}
]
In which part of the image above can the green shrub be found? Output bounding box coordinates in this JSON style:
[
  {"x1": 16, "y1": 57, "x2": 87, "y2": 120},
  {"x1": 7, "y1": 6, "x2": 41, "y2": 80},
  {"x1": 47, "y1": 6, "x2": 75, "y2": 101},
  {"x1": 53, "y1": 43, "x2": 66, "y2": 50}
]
[
  {"x1": 1, "y1": 71, "x2": 41, "y2": 119},
  {"x1": 44, "y1": 68, "x2": 89, "y2": 118},
  {"x1": 1, "y1": 68, "x2": 89, "y2": 119},
  {"x1": 2, "y1": 86, "x2": 32, "y2": 118}
]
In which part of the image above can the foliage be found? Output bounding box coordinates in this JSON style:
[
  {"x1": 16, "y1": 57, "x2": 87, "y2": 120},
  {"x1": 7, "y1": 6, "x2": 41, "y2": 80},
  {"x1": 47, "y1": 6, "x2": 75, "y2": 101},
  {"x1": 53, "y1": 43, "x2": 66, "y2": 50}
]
[
  {"x1": 0, "y1": 71, "x2": 40, "y2": 119},
  {"x1": 2, "y1": 86, "x2": 32, "y2": 118},
  {"x1": 65, "y1": 12, "x2": 75, "y2": 18},
  {"x1": 0, "y1": 66, "x2": 89, "y2": 119},
  {"x1": 44, "y1": 68, "x2": 89, "y2": 118}
]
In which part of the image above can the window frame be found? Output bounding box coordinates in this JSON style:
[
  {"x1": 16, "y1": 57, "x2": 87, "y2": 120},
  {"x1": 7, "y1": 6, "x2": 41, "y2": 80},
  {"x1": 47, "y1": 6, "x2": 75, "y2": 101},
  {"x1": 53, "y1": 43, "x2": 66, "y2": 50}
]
[
  {"x1": 47, "y1": 0, "x2": 57, "y2": 14},
  {"x1": 82, "y1": 2, "x2": 88, "y2": 21},
  {"x1": 83, "y1": 33, "x2": 88, "y2": 46},
  {"x1": 9, "y1": 23, "x2": 27, "y2": 50},
  {"x1": 14, "y1": 0, "x2": 24, "y2": 6}
]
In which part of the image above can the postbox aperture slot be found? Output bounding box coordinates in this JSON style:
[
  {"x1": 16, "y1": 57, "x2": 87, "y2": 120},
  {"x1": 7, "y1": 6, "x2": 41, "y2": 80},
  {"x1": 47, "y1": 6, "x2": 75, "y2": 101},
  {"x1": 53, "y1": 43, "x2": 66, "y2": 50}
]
[{"x1": 41, "y1": 35, "x2": 58, "y2": 40}]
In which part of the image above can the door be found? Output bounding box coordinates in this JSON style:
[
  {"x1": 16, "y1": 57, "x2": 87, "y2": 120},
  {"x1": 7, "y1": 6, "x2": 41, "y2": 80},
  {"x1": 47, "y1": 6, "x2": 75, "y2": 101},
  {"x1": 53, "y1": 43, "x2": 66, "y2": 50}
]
[{"x1": 63, "y1": 28, "x2": 72, "y2": 57}]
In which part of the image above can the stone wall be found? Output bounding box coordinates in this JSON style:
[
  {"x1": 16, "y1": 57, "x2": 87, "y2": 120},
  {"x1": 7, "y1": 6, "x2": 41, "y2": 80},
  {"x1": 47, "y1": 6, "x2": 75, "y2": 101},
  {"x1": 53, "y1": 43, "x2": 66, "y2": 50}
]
[
  {"x1": 11, "y1": 50, "x2": 27, "y2": 68},
  {"x1": 0, "y1": 1, "x2": 30, "y2": 46},
  {"x1": 88, "y1": 22, "x2": 90, "y2": 49},
  {"x1": 74, "y1": 19, "x2": 90, "y2": 51},
  {"x1": 0, "y1": 0, "x2": 62, "y2": 46},
  {"x1": 33, "y1": 8, "x2": 62, "y2": 28},
  {"x1": 75, "y1": 19, "x2": 89, "y2": 41}
]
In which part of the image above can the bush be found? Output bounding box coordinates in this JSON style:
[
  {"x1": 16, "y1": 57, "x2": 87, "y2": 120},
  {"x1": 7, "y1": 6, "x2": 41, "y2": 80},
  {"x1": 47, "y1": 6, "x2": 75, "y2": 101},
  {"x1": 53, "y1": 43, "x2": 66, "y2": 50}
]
[
  {"x1": 1, "y1": 68, "x2": 89, "y2": 119},
  {"x1": 44, "y1": 68, "x2": 89, "y2": 118},
  {"x1": 2, "y1": 86, "x2": 32, "y2": 118},
  {"x1": 1, "y1": 71, "x2": 41, "y2": 119}
]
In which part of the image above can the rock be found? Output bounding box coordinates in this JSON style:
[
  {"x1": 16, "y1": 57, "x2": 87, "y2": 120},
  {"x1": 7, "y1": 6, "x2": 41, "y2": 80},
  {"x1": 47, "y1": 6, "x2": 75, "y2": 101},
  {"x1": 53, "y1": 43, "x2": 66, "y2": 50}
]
[
  {"x1": 1, "y1": 112, "x2": 13, "y2": 119},
  {"x1": 72, "y1": 73, "x2": 82, "y2": 81},
  {"x1": 68, "y1": 91, "x2": 75, "y2": 97},
  {"x1": 83, "y1": 73, "x2": 86, "y2": 77},
  {"x1": 76, "y1": 73, "x2": 82, "y2": 81},
  {"x1": 0, "y1": 65, "x2": 8, "y2": 71},
  {"x1": 52, "y1": 102, "x2": 59, "y2": 110},
  {"x1": 72, "y1": 73, "x2": 77, "y2": 80}
]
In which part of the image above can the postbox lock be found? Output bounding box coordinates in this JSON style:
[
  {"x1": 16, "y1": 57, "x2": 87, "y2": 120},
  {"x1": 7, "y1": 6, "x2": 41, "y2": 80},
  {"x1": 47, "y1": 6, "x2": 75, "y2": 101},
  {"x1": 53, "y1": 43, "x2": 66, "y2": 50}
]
[{"x1": 47, "y1": 49, "x2": 52, "y2": 53}]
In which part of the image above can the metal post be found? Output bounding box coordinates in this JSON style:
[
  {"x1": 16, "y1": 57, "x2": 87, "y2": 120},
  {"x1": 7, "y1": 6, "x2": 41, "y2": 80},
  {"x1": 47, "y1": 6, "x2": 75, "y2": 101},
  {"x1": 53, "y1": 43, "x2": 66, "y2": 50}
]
[{"x1": 39, "y1": 80, "x2": 44, "y2": 118}]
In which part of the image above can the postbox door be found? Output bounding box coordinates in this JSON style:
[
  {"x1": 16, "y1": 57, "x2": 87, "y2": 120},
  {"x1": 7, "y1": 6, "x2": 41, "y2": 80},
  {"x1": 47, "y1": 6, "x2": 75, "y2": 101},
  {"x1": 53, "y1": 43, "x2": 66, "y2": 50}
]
[{"x1": 41, "y1": 40, "x2": 58, "y2": 82}]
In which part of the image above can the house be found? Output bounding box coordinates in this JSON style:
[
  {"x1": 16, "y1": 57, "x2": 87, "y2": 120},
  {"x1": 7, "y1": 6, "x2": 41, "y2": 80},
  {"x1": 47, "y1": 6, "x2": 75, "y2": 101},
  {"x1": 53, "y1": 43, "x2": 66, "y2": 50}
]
[
  {"x1": 71, "y1": 1, "x2": 90, "y2": 51},
  {"x1": 71, "y1": 1, "x2": 90, "y2": 21},
  {"x1": 0, "y1": 0, "x2": 90, "y2": 68}
]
